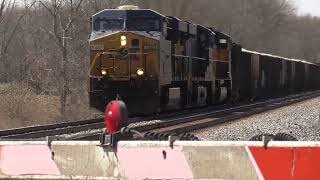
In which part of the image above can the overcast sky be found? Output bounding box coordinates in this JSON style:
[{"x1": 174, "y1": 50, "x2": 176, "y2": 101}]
[
  {"x1": 14, "y1": 0, "x2": 320, "y2": 17},
  {"x1": 294, "y1": 0, "x2": 320, "y2": 16}
]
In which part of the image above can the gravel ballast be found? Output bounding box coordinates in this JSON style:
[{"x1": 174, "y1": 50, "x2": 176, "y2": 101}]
[{"x1": 195, "y1": 97, "x2": 320, "y2": 141}]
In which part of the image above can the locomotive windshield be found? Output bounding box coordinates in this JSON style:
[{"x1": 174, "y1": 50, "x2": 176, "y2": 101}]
[
  {"x1": 92, "y1": 10, "x2": 163, "y2": 33},
  {"x1": 94, "y1": 18, "x2": 124, "y2": 31},
  {"x1": 126, "y1": 18, "x2": 160, "y2": 31},
  {"x1": 94, "y1": 18, "x2": 160, "y2": 32}
]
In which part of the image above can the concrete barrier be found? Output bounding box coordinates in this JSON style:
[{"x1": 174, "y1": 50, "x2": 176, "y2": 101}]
[{"x1": 1, "y1": 141, "x2": 320, "y2": 179}]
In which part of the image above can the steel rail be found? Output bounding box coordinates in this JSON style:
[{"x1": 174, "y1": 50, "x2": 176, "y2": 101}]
[
  {"x1": 0, "y1": 97, "x2": 248, "y2": 139},
  {"x1": 144, "y1": 91, "x2": 320, "y2": 135},
  {"x1": 73, "y1": 90, "x2": 320, "y2": 140},
  {"x1": 0, "y1": 103, "x2": 231, "y2": 139},
  {"x1": 1, "y1": 90, "x2": 319, "y2": 140},
  {"x1": 0, "y1": 118, "x2": 104, "y2": 137}
]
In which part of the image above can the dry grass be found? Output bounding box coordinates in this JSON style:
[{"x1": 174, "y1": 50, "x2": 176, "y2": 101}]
[
  {"x1": 64, "y1": 91, "x2": 103, "y2": 122},
  {"x1": 0, "y1": 83, "x2": 102, "y2": 129}
]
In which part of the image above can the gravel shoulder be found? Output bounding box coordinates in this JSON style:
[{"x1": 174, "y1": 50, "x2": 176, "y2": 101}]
[{"x1": 195, "y1": 96, "x2": 320, "y2": 141}]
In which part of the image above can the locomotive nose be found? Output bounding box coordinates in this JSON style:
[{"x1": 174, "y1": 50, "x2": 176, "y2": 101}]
[{"x1": 104, "y1": 100, "x2": 128, "y2": 134}]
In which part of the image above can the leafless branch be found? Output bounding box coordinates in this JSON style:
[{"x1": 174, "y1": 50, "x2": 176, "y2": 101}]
[{"x1": 0, "y1": 0, "x2": 7, "y2": 24}]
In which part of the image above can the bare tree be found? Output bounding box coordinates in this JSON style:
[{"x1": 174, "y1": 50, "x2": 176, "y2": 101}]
[
  {"x1": 38, "y1": 0, "x2": 84, "y2": 118},
  {"x1": 0, "y1": 0, "x2": 18, "y2": 83},
  {"x1": 0, "y1": 0, "x2": 37, "y2": 83}
]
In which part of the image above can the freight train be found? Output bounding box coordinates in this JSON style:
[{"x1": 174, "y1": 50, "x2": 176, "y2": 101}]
[{"x1": 89, "y1": 5, "x2": 320, "y2": 115}]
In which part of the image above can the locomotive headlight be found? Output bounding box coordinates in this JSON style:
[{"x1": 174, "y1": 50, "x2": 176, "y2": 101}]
[
  {"x1": 101, "y1": 70, "x2": 107, "y2": 76},
  {"x1": 137, "y1": 68, "x2": 144, "y2": 76},
  {"x1": 120, "y1": 36, "x2": 127, "y2": 46}
]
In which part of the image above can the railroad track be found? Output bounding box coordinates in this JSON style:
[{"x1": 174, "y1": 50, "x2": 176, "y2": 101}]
[
  {"x1": 0, "y1": 118, "x2": 104, "y2": 140},
  {"x1": 73, "y1": 90, "x2": 320, "y2": 140},
  {"x1": 0, "y1": 100, "x2": 233, "y2": 140},
  {"x1": 1, "y1": 90, "x2": 319, "y2": 140}
]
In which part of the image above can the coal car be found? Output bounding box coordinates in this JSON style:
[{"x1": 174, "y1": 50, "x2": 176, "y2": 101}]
[{"x1": 231, "y1": 46, "x2": 320, "y2": 101}]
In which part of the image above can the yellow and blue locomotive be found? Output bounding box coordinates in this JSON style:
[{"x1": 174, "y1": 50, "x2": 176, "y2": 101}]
[
  {"x1": 89, "y1": 6, "x2": 231, "y2": 114},
  {"x1": 89, "y1": 6, "x2": 320, "y2": 115}
]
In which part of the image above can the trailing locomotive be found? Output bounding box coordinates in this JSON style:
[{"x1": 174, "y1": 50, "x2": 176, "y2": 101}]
[{"x1": 89, "y1": 5, "x2": 320, "y2": 115}]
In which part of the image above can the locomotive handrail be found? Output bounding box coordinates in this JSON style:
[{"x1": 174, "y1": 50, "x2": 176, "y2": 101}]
[
  {"x1": 173, "y1": 54, "x2": 228, "y2": 64},
  {"x1": 127, "y1": 52, "x2": 149, "y2": 55},
  {"x1": 212, "y1": 59, "x2": 229, "y2": 63},
  {"x1": 173, "y1": 54, "x2": 189, "y2": 58},
  {"x1": 101, "y1": 66, "x2": 119, "y2": 70},
  {"x1": 89, "y1": 51, "x2": 152, "y2": 75},
  {"x1": 192, "y1": 57, "x2": 207, "y2": 61},
  {"x1": 89, "y1": 53, "x2": 102, "y2": 74},
  {"x1": 101, "y1": 51, "x2": 150, "y2": 55}
]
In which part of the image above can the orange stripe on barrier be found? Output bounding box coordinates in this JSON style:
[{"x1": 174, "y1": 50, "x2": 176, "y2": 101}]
[
  {"x1": 249, "y1": 147, "x2": 320, "y2": 180},
  {"x1": 291, "y1": 148, "x2": 320, "y2": 179}
]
